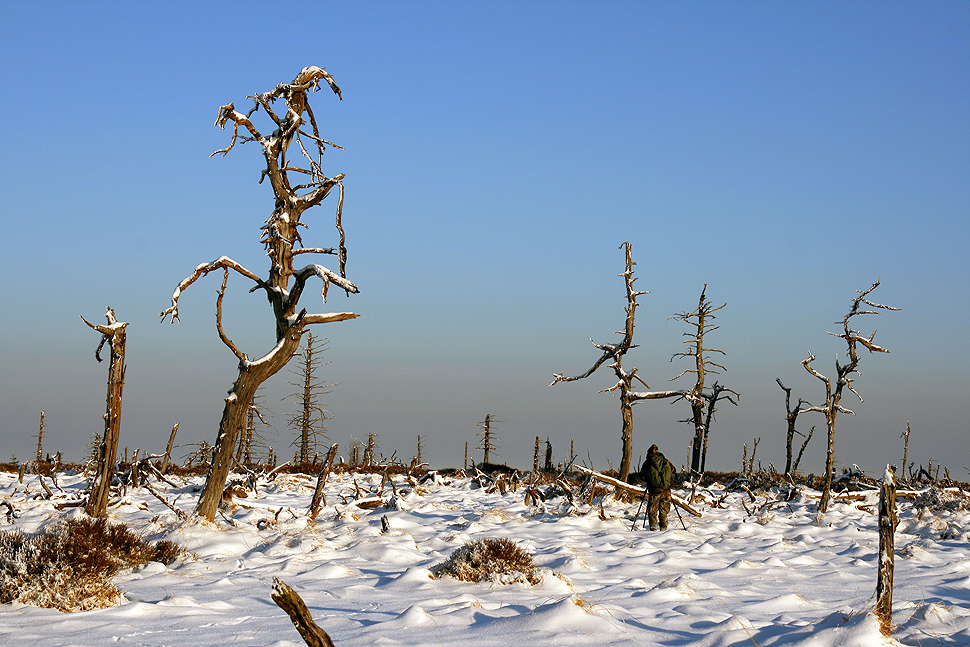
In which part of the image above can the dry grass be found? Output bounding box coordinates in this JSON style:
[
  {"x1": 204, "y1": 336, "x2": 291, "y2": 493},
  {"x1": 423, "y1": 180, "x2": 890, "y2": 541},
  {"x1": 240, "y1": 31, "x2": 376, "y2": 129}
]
[
  {"x1": 432, "y1": 538, "x2": 541, "y2": 585},
  {"x1": 0, "y1": 517, "x2": 183, "y2": 612}
]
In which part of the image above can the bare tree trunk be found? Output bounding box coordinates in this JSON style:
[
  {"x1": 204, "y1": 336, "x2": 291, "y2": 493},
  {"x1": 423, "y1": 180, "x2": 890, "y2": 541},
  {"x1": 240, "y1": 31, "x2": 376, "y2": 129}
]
[
  {"x1": 196, "y1": 336, "x2": 303, "y2": 518},
  {"x1": 82, "y1": 307, "x2": 128, "y2": 518},
  {"x1": 619, "y1": 398, "x2": 634, "y2": 479},
  {"x1": 672, "y1": 285, "x2": 728, "y2": 475},
  {"x1": 792, "y1": 425, "x2": 814, "y2": 475},
  {"x1": 477, "y1": 414, "x2": 493, "y2": 464},
  {"x1": 900, "y1": 422, "x2": 911, "y2": 483},
  {"x1": 272, "y1": 578, "x2": 336, "y2": 647},
  {"x1": 820, "y1": 417, "x2": 837, "y2": 512},
  {"x1": 776, "y1": 378, "x2": 808, "y2": 476},
  {"x1": 36, "y1": 411, "x2": 45, "y2": 463},
  {"x1": 875, "y1": 465, "x2": 897, "y2": 636},
  {"x1": 161, "y1": 422, "x2": 179, "y2": 474},
  {"x1": 309, "y1": 444, "x2": 338, "y2": 518},
  {"x1": 286, "y1": 333, "x2": 332, "y2": 464}
]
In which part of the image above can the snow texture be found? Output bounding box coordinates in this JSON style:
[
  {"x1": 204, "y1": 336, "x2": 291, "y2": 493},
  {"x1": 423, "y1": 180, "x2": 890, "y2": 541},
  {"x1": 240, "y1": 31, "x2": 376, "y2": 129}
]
[{"x1": 2, "y1": 470, "x2": 969, "y2": 646}]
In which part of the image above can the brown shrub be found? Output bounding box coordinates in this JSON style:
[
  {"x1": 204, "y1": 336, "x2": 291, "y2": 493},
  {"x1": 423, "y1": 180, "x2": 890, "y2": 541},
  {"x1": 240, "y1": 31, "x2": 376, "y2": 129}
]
[
  {"x1": 0, "y1": 517, "x2": 184, "y2": 611},
  {"x1": 432, "y1": 538, "x2": 540, "y2": 585}
]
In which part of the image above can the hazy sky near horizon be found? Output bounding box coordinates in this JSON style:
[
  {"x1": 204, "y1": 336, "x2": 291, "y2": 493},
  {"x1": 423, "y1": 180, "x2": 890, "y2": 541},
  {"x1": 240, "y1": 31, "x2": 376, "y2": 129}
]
[{"x1": 1, "y1": 2, "x2": 968, "y2": 476}]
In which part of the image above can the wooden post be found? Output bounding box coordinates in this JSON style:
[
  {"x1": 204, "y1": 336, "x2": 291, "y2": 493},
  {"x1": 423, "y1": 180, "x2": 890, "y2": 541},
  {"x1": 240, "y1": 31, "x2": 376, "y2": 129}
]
[
  {"x1": 271, "y1": 577, "x2": 336, "y2": 647},
  {"x1": 161, "y1": 422, "x2": 179, "y2": 474},
  {"x1": 875, "y1": 464, "x2": 897, "y2": 636},
  {"x1": 533, "y1": 436, "x2": 540, "y2": 472}
]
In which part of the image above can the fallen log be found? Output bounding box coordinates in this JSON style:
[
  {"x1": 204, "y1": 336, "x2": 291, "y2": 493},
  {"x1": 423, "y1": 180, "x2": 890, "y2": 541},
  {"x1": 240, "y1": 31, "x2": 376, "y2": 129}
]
[{"x1": 573, "y1": 465, "x2": 702, "y2": 517}]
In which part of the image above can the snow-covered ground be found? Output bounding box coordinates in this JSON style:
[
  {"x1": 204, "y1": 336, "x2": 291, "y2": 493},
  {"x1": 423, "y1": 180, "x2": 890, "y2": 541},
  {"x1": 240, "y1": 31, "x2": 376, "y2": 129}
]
[{"x1": 2, "y1": 468, "x2": 969, "y2": 646}]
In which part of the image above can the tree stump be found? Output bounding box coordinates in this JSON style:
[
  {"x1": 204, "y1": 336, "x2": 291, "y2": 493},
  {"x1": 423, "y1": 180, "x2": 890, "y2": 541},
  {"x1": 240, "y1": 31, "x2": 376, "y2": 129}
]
[
  {"x1": 272, "y1": 577, "x2": 335, "y2": 647},
  {"x1": 875, "y1": 464, "x2": 897, "y2": 636}
]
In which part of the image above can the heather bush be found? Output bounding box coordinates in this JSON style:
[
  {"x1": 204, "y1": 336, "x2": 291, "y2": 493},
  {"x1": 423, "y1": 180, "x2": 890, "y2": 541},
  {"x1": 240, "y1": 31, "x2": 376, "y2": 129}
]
[
  {"x1": 0, "y1": 516, "x2": 183, "y2": 611},
  {"x1": 433, "y1": 538, "x2": 540, "y2": 585}
]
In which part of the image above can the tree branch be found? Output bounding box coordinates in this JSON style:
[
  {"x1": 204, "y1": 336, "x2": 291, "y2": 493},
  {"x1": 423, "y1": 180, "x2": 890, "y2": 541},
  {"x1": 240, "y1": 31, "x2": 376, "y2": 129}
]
[
  {"x1": 160, "y1": 256, "x2": 266, "y2": 323},
  {"x1": 216, "y1": 268, "x2": 248, "y2": 362}
]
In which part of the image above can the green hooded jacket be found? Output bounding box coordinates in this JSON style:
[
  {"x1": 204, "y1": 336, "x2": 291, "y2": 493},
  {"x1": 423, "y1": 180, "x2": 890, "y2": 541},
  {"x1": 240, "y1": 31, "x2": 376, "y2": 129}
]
[{"x1": 644, "y1": 452, "x2": 673, "y2": 491}]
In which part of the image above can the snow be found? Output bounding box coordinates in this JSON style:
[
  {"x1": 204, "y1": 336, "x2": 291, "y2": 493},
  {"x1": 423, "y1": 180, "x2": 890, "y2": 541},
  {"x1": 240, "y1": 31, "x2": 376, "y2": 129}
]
[{"x1": 2, "y1": 470, "x2": 970, "y2": 646}]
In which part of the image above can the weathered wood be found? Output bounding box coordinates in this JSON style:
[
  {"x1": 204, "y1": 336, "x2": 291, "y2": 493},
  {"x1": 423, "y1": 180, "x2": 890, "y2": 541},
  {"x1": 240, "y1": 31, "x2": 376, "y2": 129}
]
[
  {"x1": 670, "y1": 286, "x2": 731, "y2": 474},
  {"x1": 875, "y1": 465, "x2": 897, "y2": 636},
  {"x1": 271, "y1": 577, "x2": 336, "y2": 647},
  {"x1": 82, "y1": 307, "x2": 127, "y2": 518},
  {"x1": 573, "y1": 465, "x2": 702, "y2": 517},
  {"x1": 309, "y1": 444, "x2": 338, "y2": 518},
  {"x1": 802, "y1": 281, "x2": 897, "y2": 514},
  {"x1": 36, "y1": 411, "x2": 45, "y2": 463},
  {"x1": 144, "y1": 481, "x2": 187, "y2": 520},
  {"x1": 551, "y1": 243, "x2": 692, "y2": 480},
  {"x1": 161, "y1": 422, "x2": 179, "y2": 474},
  {"x1": 160, "y1": 68, "x2": 359, "y2": 522},
  {"x1": 900, "y1": 421, "x2": 911, "y2": 483}
]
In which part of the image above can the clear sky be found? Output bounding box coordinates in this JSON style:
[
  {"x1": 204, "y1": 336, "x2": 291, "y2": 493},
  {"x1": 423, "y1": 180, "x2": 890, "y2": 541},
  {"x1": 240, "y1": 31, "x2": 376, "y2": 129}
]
[{"x1": 1, "y1": 2, "x2": 968, "y2": 477}]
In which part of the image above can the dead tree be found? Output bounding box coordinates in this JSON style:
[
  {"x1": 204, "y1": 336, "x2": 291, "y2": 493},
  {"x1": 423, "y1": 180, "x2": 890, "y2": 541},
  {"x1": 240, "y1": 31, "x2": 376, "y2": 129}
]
[
  {"x1": 900, "y1": 421, "x2": 911, "y2": 484},
  {"x1": 350, "y1": 438, "x2": 362, "y2": 466},
  {"x1": 362, "y1": 433, "x2": 378, "y2": 466},
  {"x1": 285, "y1": 333, "x2": 334, "y2": 464},
  {"x1": 160, "y1": 67, "x2": 360, "y2": 521},
  {"x1": 671, "y1": 285, "x2": 728, "y2": 475},
  {"x1": 694, "y1": 381, "x2": 739, "y2": 473},
  {"x1": 791, "y1": 425, "x2": 814, "y2": 475},
  {"x1": 875, "y1": 464, "x2": 897, "y2": 636},
  {"x1": 802, "y1": 281, "x2": 898, "y2": 514},
  {"x1": 236, "y1": 388, "x2": 272, "y2": 466},
  {"x1": 160, "y1": 422, "x2": 179, "y2": 474},
  {"x1": 776, "y1": 378, "x2": 811, "y2": 476},
  {"x1": 308, "y1": 443, "x2": 338, "y2": 518},
  {"x1": 551, "y1": 242, "x2": 695, "y2": 481},
  {"x1": 81, "y1": 307, "x2": 128, "y2": 517},
  {"x1": 36, "y1": 411, "x2": 45, "y2": 464},
  {"x1": 476, "y1": 414, "x2": 500, "y2": 465}
]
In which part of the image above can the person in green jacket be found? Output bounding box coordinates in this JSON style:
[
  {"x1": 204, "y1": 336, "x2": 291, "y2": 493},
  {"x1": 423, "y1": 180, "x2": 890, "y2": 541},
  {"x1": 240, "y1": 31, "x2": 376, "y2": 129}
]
[{"x1": 641, "y1": 444, "x2": 674, "y2": 531}]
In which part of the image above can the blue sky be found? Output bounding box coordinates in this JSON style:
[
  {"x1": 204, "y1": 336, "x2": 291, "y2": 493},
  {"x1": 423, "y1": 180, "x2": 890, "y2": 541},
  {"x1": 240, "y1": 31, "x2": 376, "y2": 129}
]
[{"x1": 1, "y1": 2, "x2": 968, "y2": 476}]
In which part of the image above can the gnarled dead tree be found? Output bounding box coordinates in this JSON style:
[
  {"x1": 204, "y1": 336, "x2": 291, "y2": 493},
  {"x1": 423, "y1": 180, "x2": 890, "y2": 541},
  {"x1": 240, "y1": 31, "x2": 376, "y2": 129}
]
[
  {"x1": 670, "y1": 285, "x2": 731, "y2": 474},
  {"x1": 802, "y1": 280, "x2": 898, "y2": 514},
  {"x1": 551, "y1": 242, "x2": 695, "y2": 481},
  {"x1": 161, "y1": 67, "x2": 359, "y2": 521},
  {"x1": 81, "y1": 307, "x2": 128, "y2": 517}
]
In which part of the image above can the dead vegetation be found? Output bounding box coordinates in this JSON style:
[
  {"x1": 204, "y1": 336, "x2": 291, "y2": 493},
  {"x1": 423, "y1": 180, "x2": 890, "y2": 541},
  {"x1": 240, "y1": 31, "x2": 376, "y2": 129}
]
[
  {"x1": 432, "y1": 537, "x2": 541, "y2": 585},
  {"x1": 0, "y1": 517, "x2": 183, "y2": 612}
]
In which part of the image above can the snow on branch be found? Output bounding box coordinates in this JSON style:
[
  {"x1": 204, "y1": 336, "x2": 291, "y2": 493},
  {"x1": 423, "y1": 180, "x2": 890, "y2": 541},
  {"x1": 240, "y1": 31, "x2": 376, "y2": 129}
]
[{"x1": 159, "y1": 256, "x2": 265, "y2": 324}]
